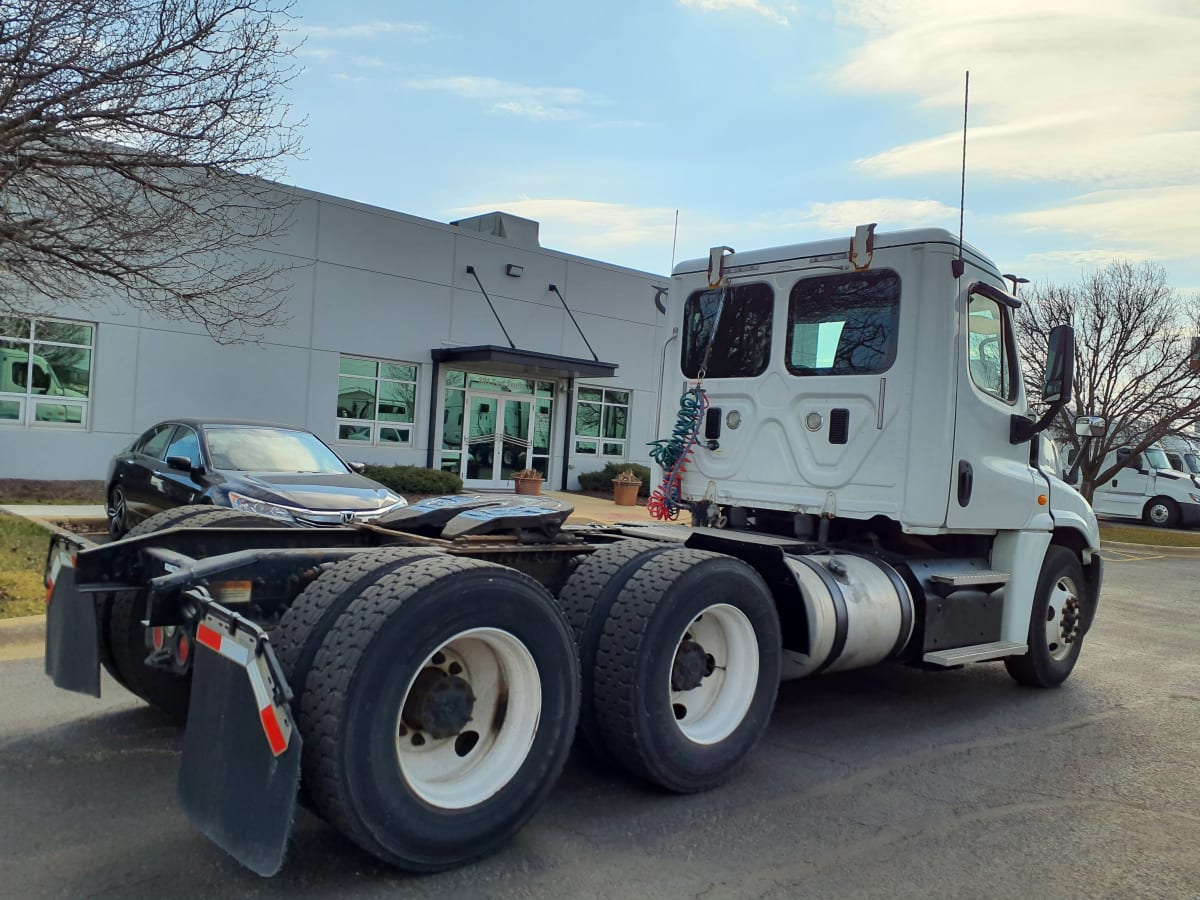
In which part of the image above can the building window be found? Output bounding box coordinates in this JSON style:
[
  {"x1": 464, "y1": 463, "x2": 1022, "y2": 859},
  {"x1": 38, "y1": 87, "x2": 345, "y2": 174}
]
[
  {"x1": 0, "y1": 315, "x2": 94, "y2": 428},
  {"x1": 574, "y1": 386, "x2": 629, "y2": 457},
  {"x1": 336, "y1": 355, "x2": 418, "y2": 446}
]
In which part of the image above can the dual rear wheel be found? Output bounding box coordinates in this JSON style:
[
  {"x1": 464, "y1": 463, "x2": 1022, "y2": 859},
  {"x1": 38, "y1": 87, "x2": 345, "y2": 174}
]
[{"x1": 559, "y1": 543, "x2": 782, "y2": 793}]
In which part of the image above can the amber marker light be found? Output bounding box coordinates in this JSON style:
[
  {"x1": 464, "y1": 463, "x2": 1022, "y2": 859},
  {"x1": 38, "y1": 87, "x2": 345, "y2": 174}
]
[{"x1": 1037, "y1": 495, "x2": 1048, "y2": 506}]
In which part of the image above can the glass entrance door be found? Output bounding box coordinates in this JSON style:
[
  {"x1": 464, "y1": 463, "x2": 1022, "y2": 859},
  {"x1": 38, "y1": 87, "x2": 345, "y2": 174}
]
[
  {"x1": 464, "y1": 396, "x2": 533, "y2": 484},
  {"x1": 440, "y1": 371, "x2": 555, "y2": 488}
]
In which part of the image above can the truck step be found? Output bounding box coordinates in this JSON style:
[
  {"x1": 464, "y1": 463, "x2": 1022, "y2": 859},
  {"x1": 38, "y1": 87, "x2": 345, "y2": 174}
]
[
  {"x1": 927, "y1": 570, "x2": 1010, "y2": 597},
  {"x1": 922, "y1": 641, "x2": 1026, "y2": 667}
]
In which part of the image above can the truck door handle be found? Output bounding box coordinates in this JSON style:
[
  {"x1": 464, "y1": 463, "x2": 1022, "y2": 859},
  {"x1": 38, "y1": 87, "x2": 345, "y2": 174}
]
[{"x1": 957, "y1": 460, "x2": 973, "y2": 507}]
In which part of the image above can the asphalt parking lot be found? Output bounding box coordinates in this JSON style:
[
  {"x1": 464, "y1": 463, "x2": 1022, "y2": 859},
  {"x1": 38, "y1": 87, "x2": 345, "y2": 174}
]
[{"x1": 1, "y1": 547, "x2": 1197, "y2": 899}]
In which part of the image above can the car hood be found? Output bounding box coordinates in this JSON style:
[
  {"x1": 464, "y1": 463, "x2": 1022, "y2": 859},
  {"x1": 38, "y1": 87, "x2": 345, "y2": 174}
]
[{"x1": 226, "y1": 471, "x2": 400, "y2": 511}]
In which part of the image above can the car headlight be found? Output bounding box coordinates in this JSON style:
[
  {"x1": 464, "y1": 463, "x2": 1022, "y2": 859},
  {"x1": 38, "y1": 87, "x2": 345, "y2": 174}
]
[
  {"x1": 1189, "y1": 493, "x2": 1200, "y2": 504},
  {"x1": 227, "y1": 492, "x2": 296, "y2": 523},
  {"x1": 383, "y1": 493, "x2": 408, "y2": 510}
]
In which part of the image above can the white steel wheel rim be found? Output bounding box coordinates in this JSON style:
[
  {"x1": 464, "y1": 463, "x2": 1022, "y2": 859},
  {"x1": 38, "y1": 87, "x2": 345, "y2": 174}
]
[
  {"x1": 1044, "y1": 576, "x2": 1080, "y2": 662},
  {"x1": 1149, "y1": 503, "x2": 1169, "y2": 525},
  {"x1": 668, "y1": 603, "x2": 760, "y2": 745},
  {"x1": 394, "y1": 627, "x2": 541, "y2": 809}
]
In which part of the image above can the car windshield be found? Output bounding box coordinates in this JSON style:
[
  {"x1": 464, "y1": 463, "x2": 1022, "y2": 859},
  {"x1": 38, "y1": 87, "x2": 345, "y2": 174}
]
[{"x1": 203, "y1": 426, "x2": 349, "y2": 474}]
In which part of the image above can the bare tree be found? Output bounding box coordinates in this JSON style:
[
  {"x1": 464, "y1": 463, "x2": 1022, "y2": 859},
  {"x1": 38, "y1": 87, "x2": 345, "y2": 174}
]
[
  {"x1": 1016, "y1": 260, "x2": 1200, "y2": 500},
  {"x1": 0, "y1": 0, "x2": 304, "y2": 342}
]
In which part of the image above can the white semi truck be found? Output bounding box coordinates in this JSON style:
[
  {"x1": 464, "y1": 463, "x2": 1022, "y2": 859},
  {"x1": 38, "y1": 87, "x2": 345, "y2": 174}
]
[
  {"x1": 1090, "y1": 442, "x2": 1200, "y2": 527},
  {"x1": 44, "y1": 225, "x2": 1103, "y2": 877}
]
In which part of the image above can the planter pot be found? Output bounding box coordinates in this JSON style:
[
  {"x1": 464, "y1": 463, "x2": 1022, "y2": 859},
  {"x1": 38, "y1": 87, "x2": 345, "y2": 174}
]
[
  {"x1": 612, "y1": 479, "x2": 642, "y2": 507},
  {"x1": 513, "y1": 477, "x2": 542, "y2": 496}
]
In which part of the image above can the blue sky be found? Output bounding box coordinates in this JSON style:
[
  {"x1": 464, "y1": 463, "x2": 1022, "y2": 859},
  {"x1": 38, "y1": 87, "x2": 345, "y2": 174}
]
[{"x1": 283, "y1": 0, "x2": 1200, "y2": 292}]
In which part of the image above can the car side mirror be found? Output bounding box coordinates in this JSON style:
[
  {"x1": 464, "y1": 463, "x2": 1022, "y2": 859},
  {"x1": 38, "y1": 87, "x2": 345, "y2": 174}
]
[
  {"x1": 166, "y1": 455, "x2": 194, "y2": 472},
  {"x1": 348, "y1": 461, "x2": 366, "y2": 474},
  {"x1": 1074, "y1": 415, "x2": 1105, "y2": 437},
  {"x1": 1042, "y1": 324, "x2": 1074, "y2": 405}
]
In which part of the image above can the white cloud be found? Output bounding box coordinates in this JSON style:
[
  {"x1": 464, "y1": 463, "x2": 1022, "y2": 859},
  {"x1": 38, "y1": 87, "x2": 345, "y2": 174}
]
[
  {"x1": 678, "y1": 0, "x2": 793, "y2": 27},
  {"x1": 406, "y1": 77, "x2": 590, "y2": 121},
  {"x1": 447, "y1": 195, "x2": 959, "y2": 270},
  {"x1": 835, "y1": 1, "x2": 1200, "y2": 186},
  {"x1": 1011, "y1": 186, "x2": 1200, "y2": 259},
  {"x1": 1022, "y1": 248, "x2": 1156, "y2": 267},
  {"x1": 795, "y1": 198, "x2": 957, "y2": 231},
  {"x1": 332, "y1": 73, "x2": 366, "y2": 84},
  {"x1": 302, "y1": 21, "x2": 427, "y2": 40}
]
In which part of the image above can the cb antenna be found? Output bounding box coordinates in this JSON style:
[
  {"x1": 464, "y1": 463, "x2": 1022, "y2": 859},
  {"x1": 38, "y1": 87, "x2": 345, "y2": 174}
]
[{"x1": 952, "y1": 70, "x2": 969, "y2": 279}]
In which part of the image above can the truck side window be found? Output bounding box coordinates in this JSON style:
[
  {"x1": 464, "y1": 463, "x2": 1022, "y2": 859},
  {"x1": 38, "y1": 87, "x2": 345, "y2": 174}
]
[
  {"x1": 967, "y1": 293, "x2": 1017, "y2": 402},
  {"x1": 681, "y1": 283, "x2": 773, "y2": 378},
  {"x1": 786, "y1": 269, "x2": 900, "y2": 376}
]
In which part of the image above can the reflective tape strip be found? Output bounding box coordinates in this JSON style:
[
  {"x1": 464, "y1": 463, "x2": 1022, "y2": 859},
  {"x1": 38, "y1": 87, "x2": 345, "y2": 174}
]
[
  {"x1": 195, "y1": 617, "x2": 293, "y2": 757},
  {"x1": 195, "y1": 622, "x2": 251, "y2": 666},
  {"x1": 259, "y1": 707, "x2": 288, "y2": 756}
]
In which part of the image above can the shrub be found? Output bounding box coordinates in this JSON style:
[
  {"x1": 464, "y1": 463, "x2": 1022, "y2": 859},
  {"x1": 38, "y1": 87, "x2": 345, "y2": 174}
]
[
  {"x1": 578, "y1": 461, "x2": 652, "y2": 497},
  {"x1": 361, "y1": 464, "x2": 463, "y2": 496}
]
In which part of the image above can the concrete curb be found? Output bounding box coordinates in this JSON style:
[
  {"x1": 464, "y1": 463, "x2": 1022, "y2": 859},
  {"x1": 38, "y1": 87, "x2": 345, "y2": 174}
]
[{"x1": 0, "y1": 614, "x2": 45, "y2": 645}]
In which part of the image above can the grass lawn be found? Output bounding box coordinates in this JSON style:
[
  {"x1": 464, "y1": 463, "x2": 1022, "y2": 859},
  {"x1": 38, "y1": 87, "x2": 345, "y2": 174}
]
[
  {"x1": 0, "y1": 512, "x2": 51, "y2": 619},
  {"x1": 1098, "y1": 522, "x2": 1200, "y2": 547}
]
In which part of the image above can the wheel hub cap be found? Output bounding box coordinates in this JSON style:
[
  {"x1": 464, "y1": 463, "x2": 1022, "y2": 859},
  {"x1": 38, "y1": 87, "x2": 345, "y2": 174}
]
[
  {"x1": 671, "y1": 638, "x2": 716, "y2": 692},
  {"x1": 402, "y1": 667, "x2": 476, "y2": 739}
]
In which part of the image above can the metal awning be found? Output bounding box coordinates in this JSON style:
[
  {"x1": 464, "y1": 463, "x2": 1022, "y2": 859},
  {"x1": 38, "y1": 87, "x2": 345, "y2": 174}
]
[{"x1": 430, "y1": 345, "x2": 617, "y2": 379}]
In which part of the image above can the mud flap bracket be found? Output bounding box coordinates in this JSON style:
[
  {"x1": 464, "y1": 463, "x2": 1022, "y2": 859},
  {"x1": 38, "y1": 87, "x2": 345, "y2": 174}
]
[{"x1": 178, "y1": 595, "x2": 301, "y2": 877}]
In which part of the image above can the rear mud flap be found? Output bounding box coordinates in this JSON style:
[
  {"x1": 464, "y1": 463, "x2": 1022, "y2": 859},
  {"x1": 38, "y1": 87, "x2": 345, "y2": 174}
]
[
  {"x1": 44, "y1": 566, "x2": 101, "y2": 697},
  {"x1": 179, "y1": 618, "x2": 301, "y2": 877}
]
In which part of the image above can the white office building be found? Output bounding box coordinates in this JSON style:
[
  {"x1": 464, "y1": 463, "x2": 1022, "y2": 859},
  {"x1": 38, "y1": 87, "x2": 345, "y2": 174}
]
[{"x1": 0, "y1": 186, "x2": 670, "y2": 490}]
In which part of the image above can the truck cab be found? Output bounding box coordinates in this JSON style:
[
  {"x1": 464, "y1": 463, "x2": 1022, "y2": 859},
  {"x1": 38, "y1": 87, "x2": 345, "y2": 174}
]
[{"x1": 661, "y1": 226, "x2": 1100, "y2": 673}]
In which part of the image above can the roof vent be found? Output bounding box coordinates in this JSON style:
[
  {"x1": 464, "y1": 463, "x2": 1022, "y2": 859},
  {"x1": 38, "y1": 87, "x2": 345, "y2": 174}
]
[{"x1": 450, "y1": 211, "x2": 541, "y2": 248}]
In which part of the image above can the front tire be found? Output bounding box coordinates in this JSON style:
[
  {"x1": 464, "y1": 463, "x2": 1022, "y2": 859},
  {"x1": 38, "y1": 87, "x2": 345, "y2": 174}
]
[
  {"x1": 1005, "y1": 546, "x2": 1087, "y2": 688},
  {"x1": 1143, "y1": 496, "x2": 1180, "y2": 528},
  {"x1": 591, "y1": 549, "x2": 781, "y2": 793},
  {"x1": 301, "y1": 557, "x2": 579, "y2": 871}
]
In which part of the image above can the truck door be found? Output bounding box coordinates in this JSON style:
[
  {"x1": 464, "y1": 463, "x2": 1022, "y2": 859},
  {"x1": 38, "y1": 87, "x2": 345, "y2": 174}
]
[{"x1": 945, "y1": 284, "x2": 1042, "y2": 530}]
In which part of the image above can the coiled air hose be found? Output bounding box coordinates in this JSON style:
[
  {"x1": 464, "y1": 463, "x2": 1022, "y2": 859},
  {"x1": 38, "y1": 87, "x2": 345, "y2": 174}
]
[{"x1": 647, "y1": 386, "x2": 707, "y2": 520}]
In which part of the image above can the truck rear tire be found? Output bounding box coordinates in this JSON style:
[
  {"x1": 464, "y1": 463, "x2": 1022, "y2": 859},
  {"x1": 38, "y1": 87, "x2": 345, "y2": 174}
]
[
  {"x1": 556, "y1": 538, "x2": 676, "y2": 757},
  {"x1": 1143, "y1": 496, "x2": 1180, "y2": 528},
  {"x1": 274, "y1": 547, "x2": 441, "y2": 710},
  {"x1": 591, "y1": 548, "x2": 781, "y2": 793},
  {"x1": 1005, "y1": 546, "x2": 1087, "y2": 688},
  {"x1": 110, "y1": 506, "x2": 288, "y2": 717},
  {"x1": 300, "y1": 556, "x2": 579, "y2": 872}
]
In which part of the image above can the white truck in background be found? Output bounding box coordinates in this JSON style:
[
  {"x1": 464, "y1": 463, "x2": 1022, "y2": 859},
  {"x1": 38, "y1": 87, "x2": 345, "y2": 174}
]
[
  {"x1": 1090, "y1": 442, "x2": 1200, "y2": 527},
  {"x1": 43, "y1": 225, "x2": 1105, "y2": 877},
  {"x1": 1159, "y1": 435, "x2": 1200, "y2": 478}
]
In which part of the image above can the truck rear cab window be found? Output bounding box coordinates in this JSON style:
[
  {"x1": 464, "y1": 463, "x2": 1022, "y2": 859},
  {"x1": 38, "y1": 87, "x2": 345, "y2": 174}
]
[
  {"x1": 681, "y1": 283, "x2": 773, "y2": 378},
  {"x1": 966, "y1": 291, "x2": 1017, "y2": 402},
  {"x1": 786, "y1": 270, "x2": 900, "y2": 375}
]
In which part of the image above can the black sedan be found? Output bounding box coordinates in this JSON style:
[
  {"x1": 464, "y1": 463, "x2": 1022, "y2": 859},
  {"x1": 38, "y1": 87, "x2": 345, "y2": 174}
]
[{"x1": 106, "y1": 419, "x2": 407, "y2": 538}]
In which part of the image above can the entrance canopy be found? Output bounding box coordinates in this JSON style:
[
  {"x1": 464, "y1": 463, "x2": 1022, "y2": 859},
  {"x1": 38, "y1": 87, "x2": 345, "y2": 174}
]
[{"x1": 431, "y1": 345, "x2": 617, "y2": 380}]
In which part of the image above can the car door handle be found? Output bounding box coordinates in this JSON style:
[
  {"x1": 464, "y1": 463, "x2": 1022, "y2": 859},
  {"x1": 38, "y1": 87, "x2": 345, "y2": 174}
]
[{"x1": 957, "y1": 460, "x2": 973, "y2": 507}]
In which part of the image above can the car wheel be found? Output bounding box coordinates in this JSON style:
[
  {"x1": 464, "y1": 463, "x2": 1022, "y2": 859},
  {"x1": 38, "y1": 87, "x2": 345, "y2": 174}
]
[{"x1": 107, "y1": 485, "x2": 128, "y2": 540}]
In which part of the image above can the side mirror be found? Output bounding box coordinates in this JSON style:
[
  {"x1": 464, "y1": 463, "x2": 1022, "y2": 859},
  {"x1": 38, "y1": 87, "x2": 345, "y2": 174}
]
[
  {"x1": 166, "y1": 455, "x2": 194, "y2": 472},
  {"x1": 1042, "y1": 324, "x2": 1075, "y2": 405},
  {"x1": 1075, "y1": 415, "x2": 1105, "y2": 437},
  {"x1": 348, "y1": 461, "x2": 366, "y2": 474}
]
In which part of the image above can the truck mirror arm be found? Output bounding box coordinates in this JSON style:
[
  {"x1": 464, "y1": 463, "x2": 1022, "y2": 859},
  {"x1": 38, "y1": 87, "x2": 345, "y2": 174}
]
[{"x1": 1009, "y1": 401, "x2": 1064, "y2": 445}]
